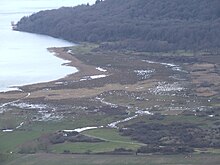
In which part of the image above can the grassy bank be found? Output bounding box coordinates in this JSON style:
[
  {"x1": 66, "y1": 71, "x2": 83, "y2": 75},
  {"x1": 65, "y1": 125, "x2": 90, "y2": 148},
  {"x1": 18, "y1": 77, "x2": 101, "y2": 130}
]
[{"x1": 3, "y1": 153, "x2": 220, "y2": 165}]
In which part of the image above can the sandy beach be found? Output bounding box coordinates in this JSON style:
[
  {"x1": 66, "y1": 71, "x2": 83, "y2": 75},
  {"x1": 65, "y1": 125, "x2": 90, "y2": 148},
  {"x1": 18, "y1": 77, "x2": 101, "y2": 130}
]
[{"x1": 48, "y1": 47, "x2": 106, "y2": 81}]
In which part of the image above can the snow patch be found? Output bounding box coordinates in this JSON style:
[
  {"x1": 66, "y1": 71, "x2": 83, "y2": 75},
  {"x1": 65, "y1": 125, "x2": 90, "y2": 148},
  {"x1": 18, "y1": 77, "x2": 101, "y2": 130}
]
[
  {"x1": 142, "y1": 60, "x2": 187, "y2": 73},
  {"x1": 134, "y1": 69, "x2": 155, "y2": 79},
  {"x1": 135, "y1": 110, "x2": 153, "y2": 115},
  {"x1": 11, "y1": 102, "x2": 47, "y2": 110},
  {"x1": 2, "y1": 129, "x2": 13, "y2": 132},
  {"x1": 149, "y1": 82, "x2": 184, "y2": 95},
  {"x1": 80, "y1": 74, "x2": 108, "y2": 81},
  {"x1": 63, "y1": 126, "x2": 103, "y2": 133},
  {"x1": 96, "y1": 67, "x2": 107, "y2": 72},
  {"x1": 108, "y1": 115, "x2": 138, "y2": 129},
  {"x1": 96, "y1": 97, "x2": 118, "y2": 108},
  {"x1": 16, "y1": 122, "x2": 24, "y2": 129},
  {"x1": 90, "y1": 75, "x2": 107, "y2": 79}
]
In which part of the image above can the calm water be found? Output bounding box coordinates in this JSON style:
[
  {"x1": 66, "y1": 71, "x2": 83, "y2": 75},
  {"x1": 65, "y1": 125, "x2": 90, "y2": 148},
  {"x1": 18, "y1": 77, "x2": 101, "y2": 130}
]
[{"x1": 0, "y1": 0, "x2": 96, "y2": 92}]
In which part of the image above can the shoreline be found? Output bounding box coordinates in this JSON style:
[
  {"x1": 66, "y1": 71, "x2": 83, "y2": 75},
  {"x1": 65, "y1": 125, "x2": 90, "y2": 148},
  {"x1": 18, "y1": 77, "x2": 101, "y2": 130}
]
[
  {"x1": 48, "y1": 47, "x2": 105, "y2": 82},
  {"x1": 0, "y1": 47, "x2": 81, "y2": 94},
  {"x1": 0, "y1": 46, "x2": 109, "y2": 100},
  {"x1": 1, "y1": 44, "x2": 219, "y2": 102}
]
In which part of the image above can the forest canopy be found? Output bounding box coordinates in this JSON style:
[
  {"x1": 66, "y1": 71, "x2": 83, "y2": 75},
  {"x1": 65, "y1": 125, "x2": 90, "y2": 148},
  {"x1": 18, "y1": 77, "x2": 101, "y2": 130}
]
[{"x1": 16, "y1": 0, "x2": 220, "y2": 52}]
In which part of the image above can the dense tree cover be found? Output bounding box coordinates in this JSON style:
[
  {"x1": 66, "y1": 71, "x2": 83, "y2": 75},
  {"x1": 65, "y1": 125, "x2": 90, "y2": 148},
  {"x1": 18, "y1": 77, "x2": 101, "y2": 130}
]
[
  {"x1": 120, "y1": 122, "x2": 220, "y2": 152},
  {"x1": 16, "y1": 0, "x2": 220, "y2": 52}
]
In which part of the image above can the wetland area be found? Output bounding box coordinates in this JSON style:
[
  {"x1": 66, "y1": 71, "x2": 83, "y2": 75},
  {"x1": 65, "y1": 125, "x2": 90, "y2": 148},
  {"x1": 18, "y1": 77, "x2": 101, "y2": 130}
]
[{"x1": 0, "y1": 43, "x2": 220, "y2": 164}]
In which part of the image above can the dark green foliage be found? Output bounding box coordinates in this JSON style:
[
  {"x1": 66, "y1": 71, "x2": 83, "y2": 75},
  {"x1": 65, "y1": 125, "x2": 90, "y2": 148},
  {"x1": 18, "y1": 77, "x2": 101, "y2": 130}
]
[
  {"x1": 113, "y1": 148, "x2": 133, "y2": 153},
  {"x1": 68, "y1": 134, "x2": 104, "y2": 143},
  {"x1": 49, "y1": 133, "x2": 66, "y2": 144},
  {"x1": 120, "y1": 122, "x2": 220, "y2": 149},
  {"x1": 16, "y1": 0, "x2": 220, "y2": 52},
  {"x1": 49, "y1": 131, "x2": 103, "y2": 144},
  {"x1": 18, "y1": 141, "x2": 39, "y2": 154},
  {"x1": 137, "y1": 145, "x2": 194, "y2": 154}
]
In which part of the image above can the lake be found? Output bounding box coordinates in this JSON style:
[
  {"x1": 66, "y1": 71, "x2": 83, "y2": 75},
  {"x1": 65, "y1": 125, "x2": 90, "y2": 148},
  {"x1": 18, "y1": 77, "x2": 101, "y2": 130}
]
[{"x1": 0, "y1": 0, "x2": 96, "y2": 92}]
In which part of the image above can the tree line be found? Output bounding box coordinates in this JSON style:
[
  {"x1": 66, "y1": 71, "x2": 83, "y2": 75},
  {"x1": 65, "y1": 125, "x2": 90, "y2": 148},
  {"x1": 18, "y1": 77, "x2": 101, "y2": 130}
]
[
  {"x1": 120, "y1": 122, "x2": 220, "y2": 154},
  {"x1": 16, "y1": 0, "x2": 220, "y2": 52}
]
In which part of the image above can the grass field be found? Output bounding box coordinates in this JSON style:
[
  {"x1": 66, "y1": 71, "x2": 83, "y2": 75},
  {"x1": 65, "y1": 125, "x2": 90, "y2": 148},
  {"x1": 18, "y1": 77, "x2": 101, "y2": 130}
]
[
  {"x1": 3, "y1": 153, "x2": 220, "y2": 165},
  {"x1": 50, "y1": 128, "x2": 142, "y2": 154},
  {"x1": 50, "y1": 141, "x2": 140, "y2": 154},
  {"x1": 0, "y1": 131, "x2": 42, "y2": 153}
]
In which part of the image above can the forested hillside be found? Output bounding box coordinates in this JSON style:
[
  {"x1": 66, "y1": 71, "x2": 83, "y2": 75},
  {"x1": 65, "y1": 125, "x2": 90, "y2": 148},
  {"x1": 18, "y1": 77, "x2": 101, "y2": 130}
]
[{"x1": 16, "y1": 0, "x2": 220, "y2": 52}]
